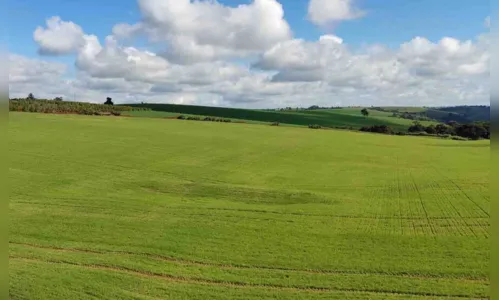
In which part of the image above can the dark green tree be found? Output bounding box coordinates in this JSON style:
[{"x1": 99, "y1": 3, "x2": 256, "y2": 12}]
[
  {"x1": 361, "y1": 108, "x2": 369, "y2": 117},
  {"x1": 27, "y1": 93, "x2": 35, "y2": 100},
  {"x1": 408, "y1": 121, "x2": 426, "y2": 133},
  {"x1": 104, "y1": 97, "x2": 114, "y2": 105}
]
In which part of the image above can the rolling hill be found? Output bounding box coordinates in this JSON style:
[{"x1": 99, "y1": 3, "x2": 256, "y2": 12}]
[
  {"x1": 9, "y1": 112, "x2": 490, "y2": 299},
  {"x1": 124, "y1": 103, "x2": 438, "y2": 132}
]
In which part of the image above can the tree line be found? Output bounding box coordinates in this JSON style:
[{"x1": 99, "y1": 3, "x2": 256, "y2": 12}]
[
  {"x1": 408, "y1": 121, "x2": 489, "y2": 140},
  {"x1": 10, "y1": 96, "x2": 150, "y2": 116},
  {"x1": 360, "y1": 121, "x2": 489, "y2": 140}
]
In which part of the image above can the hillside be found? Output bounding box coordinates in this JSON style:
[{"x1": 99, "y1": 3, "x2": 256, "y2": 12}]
[
  {"x1": 125, "y1": 103, "x2": 437, "y2": 132},
  {"x1": 9, "y1": 112, "x2": 490, "y2": 299},
  {"x1": 427, "y1": 106, "x2": 490, "y2": 123},
  {"x1": 374, "y1": 106, "x2": 490, "y2": 124}
]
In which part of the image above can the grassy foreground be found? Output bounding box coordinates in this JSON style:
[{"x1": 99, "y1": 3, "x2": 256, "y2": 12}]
[{"x1": 9, "y1": 112, "x2": 490, "y2": 299}]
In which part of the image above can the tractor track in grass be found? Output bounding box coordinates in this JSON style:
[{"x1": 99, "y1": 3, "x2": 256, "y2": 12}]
[
  {"x1": 12, "y1": 199, "x2": 492, "y2": 221},
  {"x1": 430, "y1": 167, "x2": 489, "y2": 218},
  {"x1": 10, "y1": 257, "x2": 488, "y2": 299},
  {"x1": 410, "y1": 172, "x2": 436, "y2": 236},
  {"x1": 9, "y1": 242, "x2": 489, "y2": 283}
]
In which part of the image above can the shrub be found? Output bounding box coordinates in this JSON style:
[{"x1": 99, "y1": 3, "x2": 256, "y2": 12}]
[
  {"x1": 177, "y1": 115, "x2": 186, "y2": 120},
  {"x1": 451, "y1": 136, "x2": 468, "y2": 141},
  {"x1": 425, "y1": 125, "x2": 437, "y2": 134},
  {"x1": 435, "y1": 124, "x2": 454, "y2": 135},
  {"x1": 360, "y1": 125, "x2": 393, "y2": 134},
  {"x1": 408, "y1": 121, "x2": 427, "y2": 133},
  {"x1": 271, "y1": 122, "x2": 280, "y2": 126},
  {"x1": 9, "y1": 99, "x2": 150, "y2": 115},
  {"x1": 308, "y1": 124, "x2": 322, "y2": 129}
]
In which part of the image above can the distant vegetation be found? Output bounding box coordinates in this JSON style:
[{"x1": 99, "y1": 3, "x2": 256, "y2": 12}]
[
  {"x1": 360, "y1": 125, "x2": 393, "y2": 134},
  {"x1": 408, "y1": 121, "x2": 490, "y2": 140},
  {"x1": 263, "y1": 105, "x2": 343, "y2": 111},
  {"x1": 124, "y1": 103, "x2": 433, "y2": 132},
  {"x1": 372, "y1": 106, "x2": 490, "y2": 124},
  {"x1": 9, "y1": 97, "x2": 149, "y2": 116},
  {"x1": 9, "y1": 97, "x2": 489, "y2": 140},
  {"x1": 177, "y1": 115, "x2": 233, "y2": 123}
]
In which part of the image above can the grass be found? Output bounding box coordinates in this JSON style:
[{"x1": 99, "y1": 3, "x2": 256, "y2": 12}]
[
  {"x1": 125, "y1": 104, "x2": 437, "y2": 132},
  {"x1": 124, "y1": 110, "x2": 279, "y2": 126},
  {"x1": 9, "y1": 112, "x2": 490, "y2": 299}
]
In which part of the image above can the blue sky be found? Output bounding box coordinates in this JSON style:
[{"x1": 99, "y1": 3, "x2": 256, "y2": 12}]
[
  {"x1": 8, "y1": 0, "x2": 489, "y2": 57},
  {"x1": 8, "y1": 0, "x2": 490, "y2": 107}
]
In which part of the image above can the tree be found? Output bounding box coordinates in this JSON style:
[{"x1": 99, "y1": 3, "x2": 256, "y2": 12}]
[
  {"x1": 360, "y1": 125, "x2": 392, "y2": 134},
  {"x1": 104, "y1": 97, "x2": 114, "y2": 105},
  {"x1": 424, "y1": 125, "x2": 437, "y2": 134},
  {"x1": 361, "y1": 108, "x2": 369, "y2": 117},
  {"x1": 27, "y1": 93, "x2": 35, "y2": 100},
  {"x1": 408, "y1": 121, "x2": 427, "y2": 133},
  {"x1": 435, "y1": 124, "x2": 452, "y2": 135},
  {"x1": 54, "y1": 97, "x2": 63, "y2": 101}
]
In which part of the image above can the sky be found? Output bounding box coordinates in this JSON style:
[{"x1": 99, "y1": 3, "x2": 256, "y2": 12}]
[{"x1": 8, "y1": 0, "x2": 490, "y2": 108}]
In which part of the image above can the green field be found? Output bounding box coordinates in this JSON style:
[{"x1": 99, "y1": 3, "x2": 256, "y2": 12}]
[
  {"x1": 9, "y1": 112, "x2": 490, "y2": 299},
  {"x1": 126, "y1": 104, "x2": 437, "y2": 132}
]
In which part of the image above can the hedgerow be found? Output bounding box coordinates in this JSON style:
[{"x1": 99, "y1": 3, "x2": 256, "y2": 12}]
[{"x1": 9, "y1": 99, "x2": 149, "y2": 115}]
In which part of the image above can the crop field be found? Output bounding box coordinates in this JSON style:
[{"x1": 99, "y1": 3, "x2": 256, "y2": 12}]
[
  {"x1": 127, "y1": 104, "x2": 437, "y2": 131},
  {"x1": 9, "y1": 112, "x2": 490, "y2": 299}
]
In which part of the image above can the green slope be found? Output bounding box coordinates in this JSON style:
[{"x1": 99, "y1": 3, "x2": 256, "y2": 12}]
[
  {"x1": 124, "y1": 104, "x2": 437, "y2": 132},
  {"x1": 9, "y1": 112, "x2": 489, "y2": 299}
]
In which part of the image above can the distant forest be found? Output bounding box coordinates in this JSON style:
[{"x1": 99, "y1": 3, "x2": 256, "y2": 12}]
[{"x1": 371, "y1": 106, "x2": 489, "y2": 124}]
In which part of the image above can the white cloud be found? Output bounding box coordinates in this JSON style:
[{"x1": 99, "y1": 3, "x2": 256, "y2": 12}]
[
  {"x1": 75, "y1": 34, "x2": 251, "y2": 87},
  {"x1": 398, "y1": 36, "x2": 489, "y2": 78},
  {"x1": 254, "y1": 35, "x2": 489, "y2": 84},
  {"x1": 21, "y1": 7, "x2": 490, "y2": 108},
  {"x1": 9, "y1": 54, "x2": 73, "y2": 99},
  {"x1": 307, "y1": 0, "x2": 365, "y2": 27},
  {"x1": 33, "y1": 16, "x2": 86, "y2": 55},
  {"x1": 116, "y1": 0, "x2": 292, "y2": 63},
  {"x1": 9, "y1": 54, "x2": 67, "y2": 84}
]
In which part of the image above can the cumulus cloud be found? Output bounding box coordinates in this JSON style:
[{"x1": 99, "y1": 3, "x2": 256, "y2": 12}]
[
  {"x1": 9, "y1": 54, "x2": 67, "y2": 84},
  {"x1": 115, "y1": 0, "x2": 292, "y2": 63},
  {"x1": 253, "y1": 35, "x2": 489, "y2": 87},
  {"x1": 9, "y1": 54, "x2": 73, "y2": 99},
  {"x1": 307, "y1": 0, "x2": 365, "y2": 27},
  {"x1": 398, "y1": 37, "x2": 489, "y2": 78},
  {"x1": 33, "y1": 16, "x2": 86, "y2": 55},
  {"x1": 75, "y1": 34, "x2": 251, "y2": 87},
  {"x1": 19, "y1": 5, "x2": 490, "y2": 108}
]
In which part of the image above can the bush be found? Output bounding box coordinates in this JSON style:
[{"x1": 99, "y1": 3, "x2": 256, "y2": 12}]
[
  {"x1": 455, "y1": 123, "x2": 488, "y2": 140},
  {"x1": 360, "y1": 125, "x2": 393, "y2": 134},
  {"x1": 424, "y1": 125, "x2": 437, "y2": 134},
  {"x1": 9, "y1": 99, "x2": 150, "y2": 115},
  {"x1": 271, "y1": 122, "x2": 280, "y2": 126},
  {"x1": 177, "y1": 115, "x2": 186, "y2": 120},
  {"x1": 308, "y1": 124, "x2": 322, "y2": 129},
  {"x1": 408, "y1": 121, "x2": 427, "y2": 133}
]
